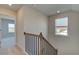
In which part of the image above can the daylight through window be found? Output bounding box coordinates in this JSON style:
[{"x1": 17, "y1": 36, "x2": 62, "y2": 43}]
[
  {"x1": 8, "y1": 23, "x2": 15, "y2": 33},
  {"x1": 55, "y1": 17, "x2": 68, "y2": 36}
]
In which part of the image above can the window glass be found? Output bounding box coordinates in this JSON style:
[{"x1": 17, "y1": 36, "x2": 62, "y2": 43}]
[
  {"x1": 55, "y1": 17, "x2": 68, "y2": 36},
  {"x1": 8, "y1": 23, "x2": 15, "y2": 33}
]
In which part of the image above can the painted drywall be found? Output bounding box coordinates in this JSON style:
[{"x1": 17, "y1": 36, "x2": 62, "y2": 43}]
[
  {"x1": 16, "y1": 6, "x2": 25, "y2": 50},
  {"x1": 16, "y1": 6, "x2": 48, "y2": 51},
  {"x1": 1, "y1": 19, "x2": 15, "y2": 38},
  {"x1": 48, "y1": 11, "x2": 79, "y2": 55},
  {"x1": 0, "y1": 15, "x2": 16, "y2": 48},
  {"x1": 0, "y1": 7, "x2": 16, "y2": 48},
  {"x1": 23, "y1": 6, "x2": 48, "y2": 38},
  {"x1": 1, "y1": 37, "x2": 16, "y2": 48},
  {"x1": 0, "y1": 7, "x2": 16, "y2": 19}
]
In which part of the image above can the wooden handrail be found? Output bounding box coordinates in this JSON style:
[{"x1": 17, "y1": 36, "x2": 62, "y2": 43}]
[
  {"x1": 24, "y1": 32, "x2": 57, "y2": 50},
  {"x1": 24, "y1": 32, "x2": 39, "y2": 37},
  {"x1": 39, "y1": 32, "x2": 57, "y2": 52},
  {"x1": 24, "y1": 32, "x2": 57, "y2": 55}
]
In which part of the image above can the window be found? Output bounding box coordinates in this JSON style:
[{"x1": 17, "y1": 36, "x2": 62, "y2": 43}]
[
  {"x1": 55, "y1": 17, "x2": 68, "y2": 36},
  {"x1": 8, "y1": 23, "x2": 15, "y2": 33}
]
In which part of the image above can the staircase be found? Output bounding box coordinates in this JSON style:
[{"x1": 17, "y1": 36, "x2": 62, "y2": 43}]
[{"x1": 24, "y1": 32, "x2": 57, "y2": 55}]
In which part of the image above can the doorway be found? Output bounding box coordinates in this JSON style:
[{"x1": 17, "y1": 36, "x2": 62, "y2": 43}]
[{"x1": 0, "y1": 14, "x2": 16, "y2": 48}]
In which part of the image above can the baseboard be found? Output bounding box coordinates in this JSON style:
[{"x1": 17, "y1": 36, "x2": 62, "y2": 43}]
[{"x1": 16, "y1": 44, "x2": 28, "y2": 55}]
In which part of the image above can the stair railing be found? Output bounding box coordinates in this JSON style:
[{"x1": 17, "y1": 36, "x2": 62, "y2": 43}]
[{"x1": 24, "y1": 32, "x2": 57, "y2": 55}]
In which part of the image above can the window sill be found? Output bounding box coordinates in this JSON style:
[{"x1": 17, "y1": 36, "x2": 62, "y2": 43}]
[{"x1": 55, "y1": 33, "x2": 68, "y2": 37}]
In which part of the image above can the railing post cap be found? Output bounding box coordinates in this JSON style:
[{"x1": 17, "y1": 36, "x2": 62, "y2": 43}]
[{"x1": 40, "y1": 32, "x2": 43, "y2": 36}]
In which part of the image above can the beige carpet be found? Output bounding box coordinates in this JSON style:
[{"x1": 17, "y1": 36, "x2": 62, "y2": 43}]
[{"x1": 0, "y1": 46, "x2": 26, "y2": 55}]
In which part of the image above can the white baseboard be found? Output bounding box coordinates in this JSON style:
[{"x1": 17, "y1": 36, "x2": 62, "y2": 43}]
[{"x1": 16, "y1": 44, "x2": 29, "y2": 55}]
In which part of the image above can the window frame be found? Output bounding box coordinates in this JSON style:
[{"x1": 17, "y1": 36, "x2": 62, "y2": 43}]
[
  {"x1": 8, "y1": 23, "x2": 15, "y2": 33},
  {"x1": 55, "y1": 16, "x2": 68, "y2": 36}
]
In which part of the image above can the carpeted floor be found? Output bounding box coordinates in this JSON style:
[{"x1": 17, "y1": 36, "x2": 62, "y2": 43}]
[{"x1": 0, "y1": 46, "x2": 26, "y2": 55}]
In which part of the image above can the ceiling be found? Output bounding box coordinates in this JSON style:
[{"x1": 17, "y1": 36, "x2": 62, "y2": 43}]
[
  {"x1": 0, "y1": 4, "x2": 22, "y2": 12},
  {"x1": 29, "y1": 4, "x2": 79, "y2": 16},
  {"x1": 28, "y1": 4, "x2": 72, "y2": 15},
  {"x1": 0, "y1": 4, "x2": 79, "y2": 16}
]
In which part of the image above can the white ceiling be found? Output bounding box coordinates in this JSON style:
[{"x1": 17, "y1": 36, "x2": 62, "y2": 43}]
[
  {"x1": 28, "y1": 4, "x2": 72, "y2": 15},
  {"x1": 0, "y1": 4, "x2": 22, "y2": 12},
  {"x1": 27, "y1": 4, "x2": 79, "y2": 15},
  {"x1": 0, "y1": 4, "x2": 79, "y2": 16}
]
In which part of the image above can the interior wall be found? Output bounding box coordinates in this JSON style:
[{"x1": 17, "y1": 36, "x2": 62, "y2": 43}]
[
  {"x1": 0, "y1": 7, "x2": 16, "y2": 48},
  {"x1": 23, "y1": 6, "x2": 48, "y2": 38},
  {"x1": 0, "y1": 7, "x2": 16, "y2": 19},
  {"x1": 48, "y1": 11, "x2": 79, "y2": 55},
  {"x1": 16, "y1": 6, "x2": 25, "y2": 50},
  {"x1": 0, "y1": 7, "x2": 16, "y2": 39},
  {"x1": 1, "y1": 19, "x2": 15, "y2": 38},
  {"x1": 16, "y1": 5, "x2": 48, "y2": 51}
]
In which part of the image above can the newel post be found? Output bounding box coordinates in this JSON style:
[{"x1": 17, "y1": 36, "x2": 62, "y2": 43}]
[
  {"x1": 39, "y1": 32, "x2": 43, "y2": 37},
  {"x1": 38, "y1": 32, "x2": 43, "y2": 55},
  {"x1": 24, "y1": 32, "x2": 26, "y2": 35}
]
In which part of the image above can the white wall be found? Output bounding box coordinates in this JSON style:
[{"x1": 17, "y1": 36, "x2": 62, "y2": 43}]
[
  {"x1": 16, "y1": 6, "x2": 48, "y2": 51},
  {"x1": 16, "y1": 7, "x2": 25, "y2": 50},
  {"x1": 0, "y1": 7, "x2": 16, "y2": 19},
  {"x1": 24, "y1": 6, "x2": 48, "y2": 38},
  {"x1": 48, "y1": 11, "x2": 79, "y2": 55},
  {"x1": 0, "y1": 7, "x2": 16, "y2": 48}
]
